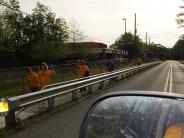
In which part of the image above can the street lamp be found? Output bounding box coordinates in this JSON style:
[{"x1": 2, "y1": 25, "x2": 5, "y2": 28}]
[{"x1": 122, "y1": 18, "x2": 126, "y2": 34}]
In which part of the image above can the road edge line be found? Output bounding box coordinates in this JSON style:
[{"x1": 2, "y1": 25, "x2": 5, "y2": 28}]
[{"x1": 169, "y1": 64, "x2": 173, "y2": 93}]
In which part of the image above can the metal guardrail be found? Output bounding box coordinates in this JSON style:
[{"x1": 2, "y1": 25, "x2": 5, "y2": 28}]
[
  {"x1": 0, "y1": 61, "x2": 160, "y2": 128},
  {"x1": 43, "y1": 65, "x2": 135, "y2": 89},
  {"x1": 0, "y1": 58, "x2": 130, "y2": 97},
  {"x1": 43, "y1": 72, "x2": 111, "y2": 89}
]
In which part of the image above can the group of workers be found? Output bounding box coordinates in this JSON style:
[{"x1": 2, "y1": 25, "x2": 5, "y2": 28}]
[
  {"x1": 27, "y1": 59, "x2": 115, "y2": 92},
  {"x1": 27, "y1": 62, "x2": 56, "y2": 92}
]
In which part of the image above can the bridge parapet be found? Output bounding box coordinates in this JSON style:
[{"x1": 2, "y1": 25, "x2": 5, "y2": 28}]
[{"x1": 0, "y1": 61, "x2": 160, "y2": 128}]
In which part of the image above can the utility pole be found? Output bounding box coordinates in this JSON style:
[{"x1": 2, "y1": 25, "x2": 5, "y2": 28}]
[
  {"x1": 146, "y1": 32, "x2": 148, "y2": 45},
  {"x1": 123, "y1": 18, "x2": 127, "y2": 34},
  {"x1": 149, "y1": 37, "x2": 151, "y2": 46},
  {"x1": 134, "y1": 13, "x2": 137, "y2": 58},
  {"x1": 134, "y1": 13, "x2": 137, "y2": 36}
]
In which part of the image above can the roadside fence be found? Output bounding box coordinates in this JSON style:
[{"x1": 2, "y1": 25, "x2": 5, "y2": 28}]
[{"x1": 0, "y1": 58, "x2": 129, "y2": 97}]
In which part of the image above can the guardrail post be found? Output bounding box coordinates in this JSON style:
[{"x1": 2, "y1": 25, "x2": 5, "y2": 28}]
[
  {"x1": 127, "y1": 72, "x2": 130, "y2": 76},
  {"x1": 115, "y1": 76, "x2": 119, "y2": 82},
  {"x1": 131, "y1": 70, "x2": 135, "y2": 75},
  {"x1": 123, "y1": 73, "x2": 127, "y2": 78},
  {"x1": 118, "y1": 75, "x2": 121, "y2": 80},
  {"x1": 88, "y1": 85, "x2": 93, "y2": 94},
  {"x1": 72, "y1": 90, "x2": 78, "y2": 101},
  {"x1": 110, "y1": 77, "x2": 117, "y2": 85},
  {"x1": 48, "y1": 98, "x2": 54, "y2": 110},
  {"x1": 99, "y1": 81, "x2": 105, "y2": 89},
  {"x1": 5, "y1": 110, "x2": 16, "y2": 128}
]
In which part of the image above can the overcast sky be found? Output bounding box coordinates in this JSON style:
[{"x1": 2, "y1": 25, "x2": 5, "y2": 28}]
[{"x1": 19, "y1": 0, "x2": 184, "y2": 47}]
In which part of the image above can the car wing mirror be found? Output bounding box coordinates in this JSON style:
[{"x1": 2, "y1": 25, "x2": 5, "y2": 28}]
[{"x1": 80, "y1": 91, "x2": 184, "y2": 138}]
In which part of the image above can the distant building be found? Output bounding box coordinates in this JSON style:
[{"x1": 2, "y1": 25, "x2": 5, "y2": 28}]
[
  {"x1": 65, "y1": 42, "x2": 128, "y2": 60},
  {"x1": 66, "y1": 42, "x2": 107, "y2": 49}
]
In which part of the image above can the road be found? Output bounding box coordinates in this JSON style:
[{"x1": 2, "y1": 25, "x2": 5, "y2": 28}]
[
  {"x1": 12, "y1": 61, "x2": 184, "y2": 138},
  {"x1": 172, "y1": 61, "x2": 184, "y2": 94}
]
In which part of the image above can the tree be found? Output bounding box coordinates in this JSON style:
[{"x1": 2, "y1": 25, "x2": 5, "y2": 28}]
[
  {"x1": 111, "y1": 32, "x2": 170, "y2": 61},
  {"x1": 29, "y1": 2, "x2": 69, "y2": 62},
  {"x1": 31, "y1": 40, "x2": 72, "y2": 62},
  {"x1": 176, "y1": 0, "x2": 184, "y2": 27},
  {"x1": 30, "y1": 2, "x2": 68, "y2": 44},
  {"x1": 111, "y1": 32, "x2": 142, "y2": 59},
  {"x1": 54, "y1": 18, "x2": 69, "y2": 45},
  {"x1": 0, "y1": 0, "x2": 24, "y2": 57},
  {"x1": 0, "y1": 1, "x2": 70, "y2": 66},
  {"x1": 69, "y1": 19, "x2": 84, "y2": 44},
  {"x1": 172, "y1": 35, "x2": 184, "y2": 59},
  {"x1": 175, "y1": 1, "x2": 184, "y2": 59}
]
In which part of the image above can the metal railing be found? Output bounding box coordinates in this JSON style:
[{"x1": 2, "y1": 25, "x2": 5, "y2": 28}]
[{"x1": 0, "y1": 61, "x2": 160, "y2": 128}]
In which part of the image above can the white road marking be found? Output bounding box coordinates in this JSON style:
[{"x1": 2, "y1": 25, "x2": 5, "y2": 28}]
[
  {"x1": 156, "y1": 62, "x2": 173, "y2": 138},
  {"x1": 164, "y1": 63, "x2": 170, "y2": 92},
  {"x1": 163, "y1": 62, "x2": 173, "y2": 93},
  {"x1": 169, "y1": 63, "x2": 173, "y2": 93}
]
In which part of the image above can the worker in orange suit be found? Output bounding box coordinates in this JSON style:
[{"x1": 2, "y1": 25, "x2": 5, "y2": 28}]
[
  {"x1": 37, "y1": 62, "x2": 56, "y2": 89},
  {"x1": 76, "y1": 60, "x2": 90, "y2": 79},
  {"x1": 27, "y1": 67, "x2": 40, "y2": 92}
]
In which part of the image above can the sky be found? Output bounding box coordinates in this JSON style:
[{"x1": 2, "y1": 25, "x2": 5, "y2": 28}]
[{"x1": 19, "y1": 0, "x2": 184, "y2": 48}]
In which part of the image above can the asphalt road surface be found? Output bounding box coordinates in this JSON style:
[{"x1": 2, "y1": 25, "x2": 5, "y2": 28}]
[
  {"x1": 172, "y1": 61, "x2": 184, "y2": 94},
  {"x1": 13, "y1": 61, "x2": 183, "y2": 138}
]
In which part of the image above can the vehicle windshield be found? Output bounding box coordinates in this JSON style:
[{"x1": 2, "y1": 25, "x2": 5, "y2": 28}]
[
  {"x1": 1, "y1": 0, "x2": 184, "y2": 138},
  {"x1": 0, "y1": 0, "x2": 183, "y2": 96},
  {"x1": 84, "y1": 96, "x2": 184, "y2": 138}
]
